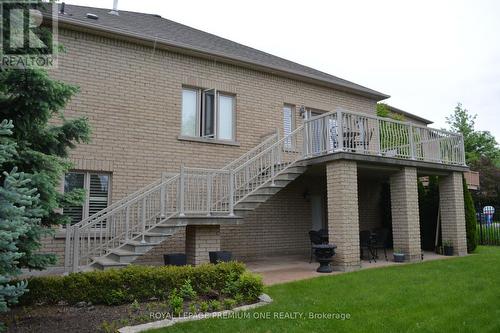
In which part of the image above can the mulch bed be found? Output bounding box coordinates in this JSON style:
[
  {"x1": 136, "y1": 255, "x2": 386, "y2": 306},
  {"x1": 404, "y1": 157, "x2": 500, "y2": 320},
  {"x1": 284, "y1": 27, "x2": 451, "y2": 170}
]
[{"x1": 1, "y1": 301, "x2": 169, "y2": 333}]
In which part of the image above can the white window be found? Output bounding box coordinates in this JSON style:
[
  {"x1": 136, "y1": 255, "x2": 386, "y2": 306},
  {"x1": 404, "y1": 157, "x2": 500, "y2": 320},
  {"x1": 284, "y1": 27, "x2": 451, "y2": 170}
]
[
  {"x1": 63, "y1": 171, "x2": 111, "y2": 225},
  {"x1": 283, "y1": 104, "x2": 294, "y2": 148},
  {"x1": 181, "y1": 87, "x2": 235, "y2": 141},
  {"x1": 181, "y1": 88, "x2": 198, "y2": 136}
]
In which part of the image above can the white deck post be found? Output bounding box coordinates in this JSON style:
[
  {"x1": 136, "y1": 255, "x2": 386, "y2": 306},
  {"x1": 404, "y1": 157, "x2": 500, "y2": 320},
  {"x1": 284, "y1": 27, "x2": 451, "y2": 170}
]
[
  {"x1": 229, "y1": 171, "x2": 235, "y2": 216},
  {"x1": 160, "y1": 172, "x2": 166, "y2": 218},
  {"x1": 206, "y1": 173, "x2": 212, "y2": 216},
  {"x1": 72, "y1": 227, "x2": 80, "y2": 272},
  {"x1": 408, "y1": 124, "x2": 416, "y2": 160},
  {"x1": 336, "y1": 110, "x2": 344, "y2": 151},
  {"x1": 179, "y1": 165, "x2": 185, "y2": 217},
  {"x1": 141, "y1": 197, "x2": 146, "y2": 243}
]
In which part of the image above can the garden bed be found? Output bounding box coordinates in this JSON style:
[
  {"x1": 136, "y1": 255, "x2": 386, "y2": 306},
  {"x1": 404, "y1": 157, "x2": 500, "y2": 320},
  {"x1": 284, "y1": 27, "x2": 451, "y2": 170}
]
[{"x1": 0, "y1": 262, "x2": 264, "y2": 332}]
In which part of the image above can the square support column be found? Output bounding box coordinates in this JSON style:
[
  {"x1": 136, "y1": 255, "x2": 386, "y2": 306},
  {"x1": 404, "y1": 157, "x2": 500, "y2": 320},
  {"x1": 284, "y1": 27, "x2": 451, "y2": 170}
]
[
  {"x1": 185, "y1": 225, "x2": 221, "y2": 265},
  {"x1": 439, "y1": 172, "x2": 467, "y2": 256},
  {"x1": 326, "y1": 160, "x2": 361, "y2": 271},
  {"x1": 390, "y1": 167, "x2": 421, "y2": 261}
]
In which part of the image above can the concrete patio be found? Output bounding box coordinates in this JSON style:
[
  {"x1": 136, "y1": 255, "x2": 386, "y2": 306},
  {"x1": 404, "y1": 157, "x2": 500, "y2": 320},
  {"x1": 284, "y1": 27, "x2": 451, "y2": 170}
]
[{"x1": 246, "y1": 250, "x2": 453, "y2": 285}]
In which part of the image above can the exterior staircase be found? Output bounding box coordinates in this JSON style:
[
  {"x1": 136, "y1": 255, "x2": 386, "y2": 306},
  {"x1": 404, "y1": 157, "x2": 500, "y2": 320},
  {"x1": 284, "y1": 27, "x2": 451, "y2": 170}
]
[{"x1": 64, "y1": 109, "x2": 465, "y2": 272}]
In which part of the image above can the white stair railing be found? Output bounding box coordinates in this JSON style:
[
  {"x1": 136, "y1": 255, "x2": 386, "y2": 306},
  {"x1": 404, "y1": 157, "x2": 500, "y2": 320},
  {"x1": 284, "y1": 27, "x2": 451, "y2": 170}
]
[
  {"x1": 66, "y1": 109, "x2": 465, "y2": 272},
  {"x1": 65, "y1": 175, "x2": 180, "y2": 271}
]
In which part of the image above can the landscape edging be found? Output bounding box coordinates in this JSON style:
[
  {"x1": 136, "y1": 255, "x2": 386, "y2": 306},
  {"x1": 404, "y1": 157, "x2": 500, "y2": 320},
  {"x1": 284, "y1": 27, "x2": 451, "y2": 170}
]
[{"x1": 118, "y1": 293, "x2": 273, "y2": 333}]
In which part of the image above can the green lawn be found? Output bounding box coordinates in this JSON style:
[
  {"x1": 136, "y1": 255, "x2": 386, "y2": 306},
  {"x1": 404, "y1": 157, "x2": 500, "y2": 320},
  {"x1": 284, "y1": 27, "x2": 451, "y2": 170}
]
[{"x1": 150, "y1": 246, "x2": 500, "y2": 333}]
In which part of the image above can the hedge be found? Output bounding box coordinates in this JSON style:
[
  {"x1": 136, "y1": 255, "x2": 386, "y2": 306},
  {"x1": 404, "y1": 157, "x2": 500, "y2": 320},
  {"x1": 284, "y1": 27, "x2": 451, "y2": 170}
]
[{"x1": 18, "y1": 262, "x2": 264, "y2": 306}]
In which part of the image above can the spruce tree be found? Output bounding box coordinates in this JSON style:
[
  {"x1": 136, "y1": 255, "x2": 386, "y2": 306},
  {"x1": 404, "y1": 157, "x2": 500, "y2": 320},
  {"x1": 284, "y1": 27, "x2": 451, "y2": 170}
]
[
  {"x1": 0, "y1": 120, "x2": 42, "y2": 319},
  {"x1": 0, "y1": 1, "x2": 90, "y2": 271}
]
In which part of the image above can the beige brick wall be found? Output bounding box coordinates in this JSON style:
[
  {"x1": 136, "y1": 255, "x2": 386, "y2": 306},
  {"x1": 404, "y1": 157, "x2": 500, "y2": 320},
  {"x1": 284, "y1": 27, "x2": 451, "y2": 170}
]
[
  {"x1": 42, "y1": 27, "x2": 378, "y2": 265},
  {"x1": 326, "y1": 160, "x2": 361, "y2": 271},
  {"x1": 439, "y1": 172, "x2": 467, "y2": 255},
  {"x1": 390, "y1": 167, "x2": 421, "y2": 261},
  {"x1": 185, "y1": 225, "x2": 221, "y2": 265}
]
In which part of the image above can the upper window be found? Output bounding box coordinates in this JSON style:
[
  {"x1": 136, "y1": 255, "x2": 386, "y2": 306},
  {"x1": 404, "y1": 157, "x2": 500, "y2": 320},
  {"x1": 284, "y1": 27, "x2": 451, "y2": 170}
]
[
  {"x1": 63, "y1": 171, "x2": 111, "y2": 225},
  {"x1": 181, "y1": 87, "x2": 235, "y2": 141}
]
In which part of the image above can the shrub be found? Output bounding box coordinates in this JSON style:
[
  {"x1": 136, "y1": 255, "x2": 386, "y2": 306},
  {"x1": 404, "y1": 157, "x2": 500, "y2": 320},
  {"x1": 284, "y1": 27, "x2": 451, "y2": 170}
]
[
  {"x1": 234, "y1": 272, "x2": 264, "y2": 302},
  {"x1": 463, "y1": 177, "x2": 478, "y2": 252},
  {"x1": 168, "y1": 289, "x2": 183, "y2": 316},
  {"x1": 179, "y1": 278, "x2": 197, "y2": 300},
  {"x1": 199, "y1": 301, "x2": 209, "y2": 312},
  {"x1": 208, "y1": 299, "x2": 221, "y2": 312},
  {"x1": 17, "y1": 262, "x2": 263, "y2": 306},
  {"x1": 223, "y1": 298, "x2": 237, "y2": 310}
]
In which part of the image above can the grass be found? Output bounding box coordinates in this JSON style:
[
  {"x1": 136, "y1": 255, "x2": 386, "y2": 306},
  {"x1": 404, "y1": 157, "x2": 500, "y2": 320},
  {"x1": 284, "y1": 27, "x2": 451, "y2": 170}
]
[{"x1": 149, "y1": 246, "x2": 500, "y2": 333}]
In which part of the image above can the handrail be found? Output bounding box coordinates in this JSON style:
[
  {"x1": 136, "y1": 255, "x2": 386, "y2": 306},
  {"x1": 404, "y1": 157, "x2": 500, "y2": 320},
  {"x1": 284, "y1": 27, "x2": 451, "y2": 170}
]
[
  {"x1": 71, "y1": 178, "x2": 162, "y2": 228},
  {"x1": 66, "y1": 108, "x2": 465, "y2": 272},
  {"x1": 233, "y1": 126, "x2": 304, "y2": 173},
  {"x1": 222, "y1": 132, "x2": 279, "y2": 170}
]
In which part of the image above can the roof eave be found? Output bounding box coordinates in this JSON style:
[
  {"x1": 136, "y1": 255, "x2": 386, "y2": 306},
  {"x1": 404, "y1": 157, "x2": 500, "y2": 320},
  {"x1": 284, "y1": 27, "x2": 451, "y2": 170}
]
[{"x1": 53, "y1": 16, "x2": 390, "y2": 101}]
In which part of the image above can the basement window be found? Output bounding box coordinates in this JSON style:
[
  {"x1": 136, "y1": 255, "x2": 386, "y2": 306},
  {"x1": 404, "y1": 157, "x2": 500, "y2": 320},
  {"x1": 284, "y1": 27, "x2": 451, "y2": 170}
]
[
  {"x1": 181, "y1": 87, "x2": 235, "y2": 142},
  {"x1": 63, "y1": 171, "x2": 111, "y2": 225}
]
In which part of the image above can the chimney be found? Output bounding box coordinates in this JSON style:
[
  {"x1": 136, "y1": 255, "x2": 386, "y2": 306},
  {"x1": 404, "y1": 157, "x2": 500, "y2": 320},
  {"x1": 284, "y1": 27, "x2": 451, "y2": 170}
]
[
  {"x1": 60, "y1": 2, "x2": 66, "y2": 15},
  {"x1": 109, "y1": 0, "x2": 119, "y2": 16}
]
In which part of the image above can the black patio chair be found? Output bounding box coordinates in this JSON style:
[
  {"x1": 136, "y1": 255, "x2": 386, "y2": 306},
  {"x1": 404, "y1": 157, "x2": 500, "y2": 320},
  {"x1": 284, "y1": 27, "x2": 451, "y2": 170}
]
[
  {"x1": 372, "y1": 228, "x2": 389, "y2": 261},
  {"x1": 309, "y1": 230, "x2": 327, "y2": 263},
  {"x1": 359, "y1": 230, "x2": 375, "y2": 263}
]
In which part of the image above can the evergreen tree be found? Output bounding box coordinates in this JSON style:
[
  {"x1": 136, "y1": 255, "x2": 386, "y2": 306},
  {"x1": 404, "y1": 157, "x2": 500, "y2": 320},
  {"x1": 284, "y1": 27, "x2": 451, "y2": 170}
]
[
  {"x1": 0, "y1": 0, "x2": 90, "y2": 271},
  {"x1": 0, "y1": 120, "x2": 42, "y2": 320},
  {"x1": 463, "y1": 177, "x2": 478, "y2": 252}
]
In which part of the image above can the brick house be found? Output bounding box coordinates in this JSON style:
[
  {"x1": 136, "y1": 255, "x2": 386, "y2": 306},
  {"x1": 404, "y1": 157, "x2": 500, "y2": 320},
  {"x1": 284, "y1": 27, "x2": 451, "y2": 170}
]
[{"x1": 42, "y1": 4, "x2": 468, "y2": 272}]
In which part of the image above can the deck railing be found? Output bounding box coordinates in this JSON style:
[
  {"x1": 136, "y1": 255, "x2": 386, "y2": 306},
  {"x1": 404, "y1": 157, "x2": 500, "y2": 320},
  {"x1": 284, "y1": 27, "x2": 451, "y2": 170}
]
[
  {"x1": 303, "y1": 110, "x2": 466, "y2": 166},
  {"x1": 65, "y1": 109, "x2": 465, "y2": 272}
]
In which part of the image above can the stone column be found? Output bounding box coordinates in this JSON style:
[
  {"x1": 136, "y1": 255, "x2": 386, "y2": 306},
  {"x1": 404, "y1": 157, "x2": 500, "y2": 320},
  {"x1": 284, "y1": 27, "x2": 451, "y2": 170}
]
[
  {"x1": 326, "y1": 160, "x2": 360, "y2": 271},
  {"x1": 439, "y1": 172, "x2": 467, "y2": 256},
  {"x1": 185, "y1": 225, "x2": 221, "y2": 265},
  {"x1": 390, "y1": 167, "x2": 421, "y2": 261}
]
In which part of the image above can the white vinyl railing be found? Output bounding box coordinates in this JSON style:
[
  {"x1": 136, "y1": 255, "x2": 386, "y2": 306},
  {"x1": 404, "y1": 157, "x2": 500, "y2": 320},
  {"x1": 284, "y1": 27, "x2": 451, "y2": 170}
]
[
  {"x1": 65, "y1": 109, "x2": 464, "y2": 272},
  {"x1": 303, "y1": 110, "x2": 465, "y2": 166}
]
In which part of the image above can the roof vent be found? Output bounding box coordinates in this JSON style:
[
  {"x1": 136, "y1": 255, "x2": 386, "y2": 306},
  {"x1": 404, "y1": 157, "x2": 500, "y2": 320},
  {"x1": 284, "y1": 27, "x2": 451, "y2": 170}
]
[
  {"x1": 59, "y1": 2, "x2": 66, "y2": 15},
  {"x1": 109, "y1": 0, "x2": 119, "y2": 16},
  {"x1": 86, "y1": 13, "x2": 99, "y2": 20}
]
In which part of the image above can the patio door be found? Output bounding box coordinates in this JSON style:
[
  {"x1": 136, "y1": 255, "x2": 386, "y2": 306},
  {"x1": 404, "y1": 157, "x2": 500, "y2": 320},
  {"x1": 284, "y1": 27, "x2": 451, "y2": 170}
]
[{"x1": 311, "y1": 194, "x2": 327, "y2": 231}]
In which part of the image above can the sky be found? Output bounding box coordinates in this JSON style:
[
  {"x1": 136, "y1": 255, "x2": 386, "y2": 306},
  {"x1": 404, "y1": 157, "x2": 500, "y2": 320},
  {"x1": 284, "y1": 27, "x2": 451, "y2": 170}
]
[{"x1": 64, "y1": 0, "x2": 500, "y2": 137}]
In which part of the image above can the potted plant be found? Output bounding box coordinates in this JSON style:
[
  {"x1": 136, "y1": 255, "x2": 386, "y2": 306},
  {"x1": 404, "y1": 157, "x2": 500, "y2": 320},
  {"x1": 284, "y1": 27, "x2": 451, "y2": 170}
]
[
  {"x1": 443, "y1": 240, "x2": 454, "y2": 256},
  {"x1": 393, "y1": 249, "x2": 405, "y2": 263}
]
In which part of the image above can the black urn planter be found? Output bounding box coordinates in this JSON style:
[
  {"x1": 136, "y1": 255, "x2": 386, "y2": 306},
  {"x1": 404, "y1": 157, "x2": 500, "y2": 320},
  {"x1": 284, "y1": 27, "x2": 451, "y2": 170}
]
[
  {"x1": 393, "y1": 253, "x2": 405, "y2": 263},
  {"x1": 209, "y1": 251, "x2": 233, "y2": 264},
  {"x1": 163, "y1": 253, "x2": 187, "y2": 266},
  {"x1": 443, "y1": 246, "x2": 454, "y2": 256},
  {"x1": 312, "y1": 244, "x2": 336, "y2": 273}
]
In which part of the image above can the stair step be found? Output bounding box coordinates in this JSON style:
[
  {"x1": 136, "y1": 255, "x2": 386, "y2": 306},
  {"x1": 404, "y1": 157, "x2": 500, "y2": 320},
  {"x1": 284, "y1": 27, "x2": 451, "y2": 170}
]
[
  {"x1": 91, "y1": 257, "x2": 129, "y2": 270},
  {"x1": 121, "y1": 240, "x2": 162, "y2": 254},
  {"x1": 108, "y1": 249, "x2": 143, "y2": 264},
  {"x1": 131, "y1": 232, "x2": 172, "y2": 243}
]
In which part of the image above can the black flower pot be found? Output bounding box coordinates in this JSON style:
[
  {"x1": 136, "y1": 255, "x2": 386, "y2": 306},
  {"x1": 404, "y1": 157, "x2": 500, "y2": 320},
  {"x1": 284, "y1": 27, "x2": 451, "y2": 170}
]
[
  {"x1": 163, "y1": 253, "x2": 187, "y2": 266},
  {"x1": 209, "y1": 251, "x2": 232, "y2": 264},
  {"x1": 312, "y1": 244, "x2": 337, "y2": 273},
  {"x1": 443, "y1": 246, "x2": 454, "y2": 256},
  {"x1": 393, "y1": 253, "x2": 405, "y2": 263}
]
